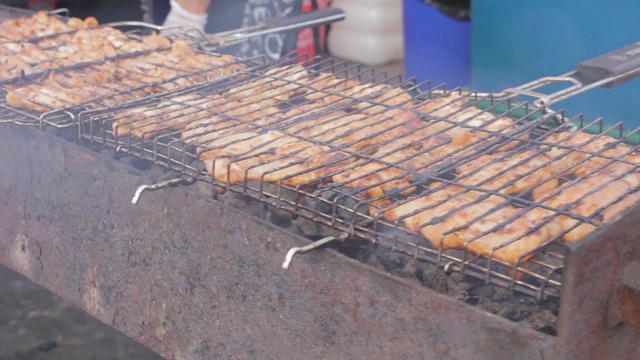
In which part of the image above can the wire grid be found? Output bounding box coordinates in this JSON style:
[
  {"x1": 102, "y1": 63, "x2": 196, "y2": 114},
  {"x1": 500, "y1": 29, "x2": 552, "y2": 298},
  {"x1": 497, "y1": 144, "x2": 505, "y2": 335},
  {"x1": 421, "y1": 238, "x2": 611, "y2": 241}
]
[
  {"x1": 0, "y1": 89, "x2": 39, "y2": 125},
  {"x1": 0, "y1": 30, "x2": 176, "y2": 86},
  {"x1": 0, "y1": 4, "x2": 34, "y2": 22},
  {"x1": 0, "y1": 5, "x2": 258, "y2": 127},
  {"x1": 1, "y1": 47, "x2": 266, "y2": 128},
  {"x1": 0, "y1": 6, "x2": 73, "y2": 43},
  {"x1": 79, "y1": 55, "x2": 640, "y2": 300}
]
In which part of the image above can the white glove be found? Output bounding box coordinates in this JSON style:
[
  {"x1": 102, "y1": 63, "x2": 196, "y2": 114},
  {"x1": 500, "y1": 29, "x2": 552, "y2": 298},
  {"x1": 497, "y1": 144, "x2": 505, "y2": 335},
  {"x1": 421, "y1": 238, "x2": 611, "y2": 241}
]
[{"x1": 162, "y1": 0, "x2": 208, "y2": 32}]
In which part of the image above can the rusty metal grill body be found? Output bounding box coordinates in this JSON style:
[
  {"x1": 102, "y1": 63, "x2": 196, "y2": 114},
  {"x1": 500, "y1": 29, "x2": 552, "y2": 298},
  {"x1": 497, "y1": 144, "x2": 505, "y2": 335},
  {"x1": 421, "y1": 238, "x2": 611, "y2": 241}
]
[
  {"x1": 2, "y1": 6, "x2": 640, "y2": 360},
  {"x1": 2, "y1": 119, "x2": 640, "y2": 360}
]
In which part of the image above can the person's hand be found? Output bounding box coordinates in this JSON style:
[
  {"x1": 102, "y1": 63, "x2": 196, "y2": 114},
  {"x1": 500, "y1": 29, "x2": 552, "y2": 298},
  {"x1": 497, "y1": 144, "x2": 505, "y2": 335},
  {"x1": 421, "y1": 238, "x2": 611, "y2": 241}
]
[{"x1": 162, "y1": 0, "x2": 210, "y2": 32}]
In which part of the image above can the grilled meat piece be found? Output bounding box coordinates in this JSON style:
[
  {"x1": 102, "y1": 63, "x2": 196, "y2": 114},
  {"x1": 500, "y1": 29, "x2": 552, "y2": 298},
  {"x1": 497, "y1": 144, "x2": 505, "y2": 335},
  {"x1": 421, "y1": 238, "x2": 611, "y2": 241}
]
[
  {"x1": 384, "y1": 184, "x2": 562, "y2": 264},
  {"x1": 342, "y1": 83, "x2": 414, "y2": 113},
  {"x1": 413, "y1": 94, "x2": 521, "y2": 151},
  {"x1": 332, "y1": 138, "x2": 441, "y2": 198},
  {"x1": 0, "y1": 11, "x2": 97, "y2": 40},
  {"x1": 302, "y1": 73, "x2": 361, "y2": 104},
  {"x1": 181, "y1": 100, "x2": 281, "y2": 144},
  {"x1": 0, "y1": 26, "x2": 173, "y2": 79},
  {"x1": 112, "y1": 92, "x2": 207, "y2": 139},
  {"x1": 461, "y1": 206, "x2": 562, "y2": 264},
  {"x1": 4, "y1": 41, "x2": 245, "y2": 113},
  {"x1": 199, "y1": 130, "x2": 349, "y2": 186},
  {"x1": 541, "y1": 131, "x2": 640, "y2": 177},
  {"x1": 456, "y1": 149, "x2": 562, "y2": 199},
  {"x1": 541, "y1": 171, "x2": 640, "y2": 242},
  {"x1": 5, "y1": 73, "x2": 88, "y2": 112},
  {"x1": 226, "y1": 65, "x2": 309, "y2": 104}
]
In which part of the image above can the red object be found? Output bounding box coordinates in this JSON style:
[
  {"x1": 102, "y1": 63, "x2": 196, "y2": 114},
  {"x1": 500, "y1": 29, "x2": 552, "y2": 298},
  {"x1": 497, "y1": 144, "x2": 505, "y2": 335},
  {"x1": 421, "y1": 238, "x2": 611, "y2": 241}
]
[
  {"x1": 295, "y1": 0, "x2": 329, "y2": 63},
  {"x1": 27, "y1": 0, "x2": 57, "y2": 11}
]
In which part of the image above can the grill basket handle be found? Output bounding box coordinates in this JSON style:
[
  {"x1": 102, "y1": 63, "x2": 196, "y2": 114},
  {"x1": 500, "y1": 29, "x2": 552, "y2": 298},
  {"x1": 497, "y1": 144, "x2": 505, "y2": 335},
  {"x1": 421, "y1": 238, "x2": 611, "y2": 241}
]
[
  {"x1": 483, "y1": 41, "x2": 640, "y2": 108},
  {"x1": 204, "y1": 7, "x2": 346, "y2": 49},
  {"x1": 576, "y1": 42, "x2": 640, "y2": 88},
  {"x1": 261, "y1": 7, "x2": 346, "y2": 32}
]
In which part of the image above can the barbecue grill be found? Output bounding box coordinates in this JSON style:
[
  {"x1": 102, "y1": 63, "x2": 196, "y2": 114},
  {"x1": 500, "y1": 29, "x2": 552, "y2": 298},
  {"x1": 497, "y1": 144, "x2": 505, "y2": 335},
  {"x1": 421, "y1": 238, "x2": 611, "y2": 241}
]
[{"x1": 1, "y1": 5, "x2": 640, "y2": 360}]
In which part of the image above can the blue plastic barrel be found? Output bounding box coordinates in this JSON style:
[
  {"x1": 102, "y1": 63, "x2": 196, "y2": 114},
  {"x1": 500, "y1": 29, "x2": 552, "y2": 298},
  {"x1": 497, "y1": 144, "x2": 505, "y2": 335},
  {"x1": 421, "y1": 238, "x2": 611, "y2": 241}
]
[{"x1": 403, "y1": 0, "x2": 471, "y2": 89}]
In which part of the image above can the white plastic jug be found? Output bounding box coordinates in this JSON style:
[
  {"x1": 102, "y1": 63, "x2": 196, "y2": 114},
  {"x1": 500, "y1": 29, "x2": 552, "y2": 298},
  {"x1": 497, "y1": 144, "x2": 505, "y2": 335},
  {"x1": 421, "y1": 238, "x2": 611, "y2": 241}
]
[{"x1": 328, "y1": 0, "x2": 404, "y2": 66}]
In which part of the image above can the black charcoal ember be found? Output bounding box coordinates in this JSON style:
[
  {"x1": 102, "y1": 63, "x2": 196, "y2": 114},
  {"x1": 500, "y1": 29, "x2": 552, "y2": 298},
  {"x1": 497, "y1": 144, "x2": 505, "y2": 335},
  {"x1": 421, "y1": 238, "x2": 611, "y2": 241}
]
[
  {"x1": 191, "y1": 181, "x2": 217, "y2": 199},
  {"x1": 464, "y1": 296, "x2": 480, "y2": 305},
  {"x1": 218, "y1": 192, "x2": 269, "y2": 219},
  {"x1": 36, "y1": 340, "x2": 58, "y2": 352},
  {"x1": 470, "y1": 284, "x2": 496, "y2": 298},
  {"x1": 292, "y1": 217, "x2": 326, "y2": 238},
  {"x1": 311, "y1": 188, "x2": 371, "y2": 225},
  {"x1": 268, "y1": 207, "x2": 293, "y2": 228},
  {"x1": 332, "y1": 235, "x2": 558, "y2": 335},
  {"x1": 333, "y1": 237, "x2": 374, "y2": 262},
  {"x1": 43, "y1": 126, "x2": 76, "y2": 141},
  {"x1": 127, "y1": 157, "x2": 154, "y2": 171}
]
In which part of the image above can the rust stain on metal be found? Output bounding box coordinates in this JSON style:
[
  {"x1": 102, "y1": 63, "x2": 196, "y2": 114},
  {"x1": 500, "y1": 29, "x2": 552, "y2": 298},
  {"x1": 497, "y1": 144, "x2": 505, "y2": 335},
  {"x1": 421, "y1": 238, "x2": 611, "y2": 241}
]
[
  {"x1": 610, "y1": 261, "x2": 640, "y2": 328},
  {"x1": 557, "y1": 205, "x2": 640, "y2": 359},
  {"x1": 0, "y1": 124, "x2": 560, "y2": 359},
  {"x1": 9, "y1": 233, "x2": 35, "y2": 279},
  {"x1": 82, "y1": 266, "x2": 105, "y2": 318}
]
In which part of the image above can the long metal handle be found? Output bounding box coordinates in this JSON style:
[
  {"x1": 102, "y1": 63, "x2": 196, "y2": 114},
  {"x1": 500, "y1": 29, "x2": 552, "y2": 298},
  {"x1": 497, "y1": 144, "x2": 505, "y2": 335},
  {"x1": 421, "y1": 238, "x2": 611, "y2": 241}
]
[
  {"x1": 205, "y1": 7, "x2": 346, "y2": 49},
  {"x1": 479, "y1": 42, "x2": 640, "y2": 108},
  {"x1": 261, "y1": 7, "x2": 345, "y2": 33},
  {"x1": 105, "y1": 21, "x2": 166, "y2": 31},
  {"x1": 47, "y1": 8, "x2": 70, "y2": 17}
]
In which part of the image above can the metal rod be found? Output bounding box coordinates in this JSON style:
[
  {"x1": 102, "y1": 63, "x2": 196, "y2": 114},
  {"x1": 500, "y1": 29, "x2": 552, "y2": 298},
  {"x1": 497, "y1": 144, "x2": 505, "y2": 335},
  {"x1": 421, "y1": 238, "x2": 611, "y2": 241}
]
[
  {"x1": 204, "y1": 8, "x2": 345, "y2": 49},
  {"x1": 282, "y1": 235, "x2": 344, "y2": 270},
  {"x1": 131, "y1": 177, "x2": 195, "y2": 205}
]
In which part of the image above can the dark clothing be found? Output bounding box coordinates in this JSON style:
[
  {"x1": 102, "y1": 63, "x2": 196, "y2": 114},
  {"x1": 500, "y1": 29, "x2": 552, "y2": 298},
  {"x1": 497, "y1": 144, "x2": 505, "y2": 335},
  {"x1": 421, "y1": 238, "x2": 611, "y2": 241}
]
[
  {"x1": 151, "y1": 0, "x2": 170, "y2": 25},
  {"x1": 150, "y1": 0, "x2": 320, "y2": 62},
  {"x1": 151, "y1": 0, "x2": 245, "y2": 33}
]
